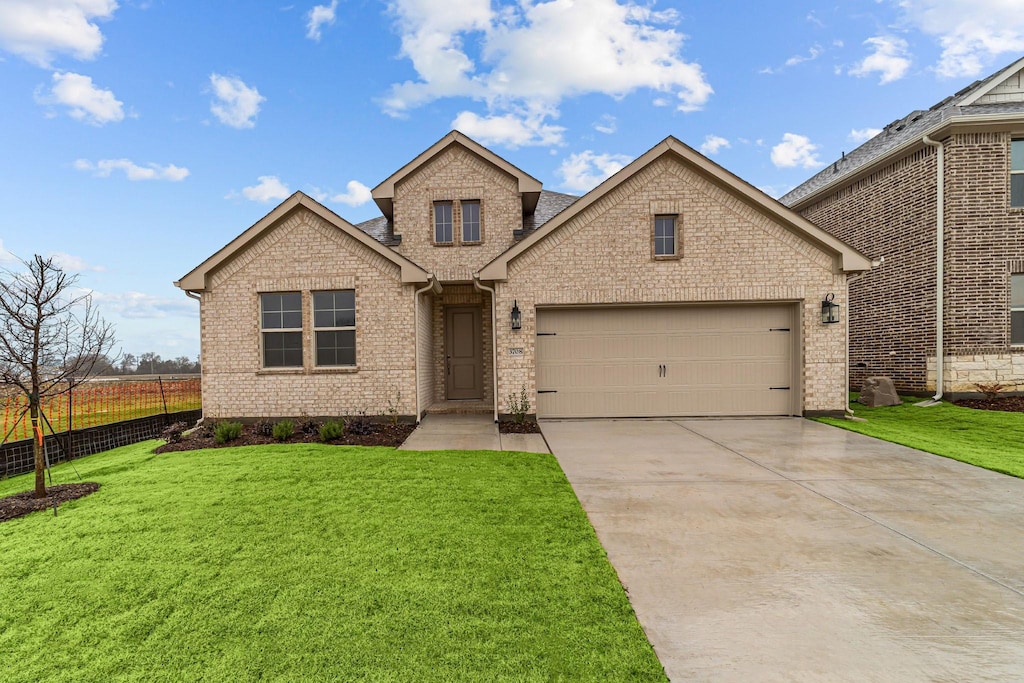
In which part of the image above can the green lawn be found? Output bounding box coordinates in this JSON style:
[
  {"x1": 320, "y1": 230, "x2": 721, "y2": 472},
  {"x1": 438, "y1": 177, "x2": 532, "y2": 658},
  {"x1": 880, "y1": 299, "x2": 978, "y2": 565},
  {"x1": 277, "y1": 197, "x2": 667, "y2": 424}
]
[
  {"x1": 814, "y1": 396, "x2": 1024, "y2": 478},
  {"x1": 0, "y1": 442, "x2": 665, "y2": 682}
]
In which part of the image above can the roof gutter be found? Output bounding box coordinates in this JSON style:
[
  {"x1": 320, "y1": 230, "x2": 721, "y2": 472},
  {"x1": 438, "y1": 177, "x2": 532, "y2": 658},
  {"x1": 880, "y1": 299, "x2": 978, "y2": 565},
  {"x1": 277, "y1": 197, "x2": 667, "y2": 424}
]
[
  {"x1": 917, "y1": 135, "x2": 945, "y2": 407},
  {"x1": 472, "y1": 274, "x2": 499, "y2": 424}
]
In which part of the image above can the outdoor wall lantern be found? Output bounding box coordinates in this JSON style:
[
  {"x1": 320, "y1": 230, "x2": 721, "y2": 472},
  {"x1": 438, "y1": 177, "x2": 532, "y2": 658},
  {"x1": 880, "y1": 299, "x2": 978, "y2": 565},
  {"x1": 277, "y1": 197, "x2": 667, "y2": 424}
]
[
  {"x1": 511, "y1": 300, "x2": 522, "y2": 330},
  {"x1": 821, "y1": 293, "x2": 840, "y2": 324}
]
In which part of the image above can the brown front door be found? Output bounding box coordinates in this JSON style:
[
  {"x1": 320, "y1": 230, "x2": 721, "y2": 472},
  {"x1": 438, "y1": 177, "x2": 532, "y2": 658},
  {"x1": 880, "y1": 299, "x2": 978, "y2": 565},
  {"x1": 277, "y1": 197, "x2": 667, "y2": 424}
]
[{"x1": 445, "y1": 306, "x2": 483, "y2": 400}]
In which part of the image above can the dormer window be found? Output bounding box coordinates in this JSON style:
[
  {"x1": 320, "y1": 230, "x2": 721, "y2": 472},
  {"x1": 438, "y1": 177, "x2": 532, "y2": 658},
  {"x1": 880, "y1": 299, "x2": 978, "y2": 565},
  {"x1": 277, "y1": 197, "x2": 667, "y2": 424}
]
[
  {"x1": 434, "y1": 202, "x2": 453, "y2": 244},
  {"x1": 461, "y1": 200, "x2": 481, "y2": 243}
]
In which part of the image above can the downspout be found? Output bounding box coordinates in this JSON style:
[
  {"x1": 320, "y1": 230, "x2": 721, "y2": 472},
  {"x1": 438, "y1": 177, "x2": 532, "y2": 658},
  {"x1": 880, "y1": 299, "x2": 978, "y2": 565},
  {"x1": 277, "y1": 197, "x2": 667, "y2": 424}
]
[
  {"x1": 918, "y1": 135, "x2": 944, "y2": 406},
  {"x1": 413, "y1": 276, "x2": 440, "y2": 424},
  {"x1": 844, "y1": 260, "x2": 883, "y2": 419},
  {"x1": 472, "y1": 274, "x2": 500, "y2": 424}
]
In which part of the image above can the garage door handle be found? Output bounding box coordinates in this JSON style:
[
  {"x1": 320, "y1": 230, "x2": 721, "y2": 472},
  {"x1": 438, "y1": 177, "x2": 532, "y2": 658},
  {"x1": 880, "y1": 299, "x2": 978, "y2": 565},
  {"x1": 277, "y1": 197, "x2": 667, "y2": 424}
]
[
  {"x1": 770, "y1": 328, "x2": 790, "y2": 332},
  {"x1": 538, "y1": 390, "x2": 557, "y2": 394},
  {"x1": 537, "y1": 332, "x2": 556, "y2": 336},
  {"x1": 770, "y1": 386, "x2": 790, "y2": 390}
]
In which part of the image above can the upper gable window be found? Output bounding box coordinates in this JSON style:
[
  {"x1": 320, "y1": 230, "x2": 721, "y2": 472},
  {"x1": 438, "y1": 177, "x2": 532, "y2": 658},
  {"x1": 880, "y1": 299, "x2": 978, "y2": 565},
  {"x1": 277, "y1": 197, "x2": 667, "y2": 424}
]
[
  {"x1": 434, "y1": 202, "x2": 453, "y2": 244},
  {"x1": 1012, "y1": 273, "x2": 1024, "y2": 345},
  {"x1": 654, "y1": 215, "x2": 678, "y2": 258},
  {"x1": 1012, "y1": 140, "x2": 1024, "y2": 207},
  {"x1": 461, "y1": 200, "x2": 481, "y2": 243}
]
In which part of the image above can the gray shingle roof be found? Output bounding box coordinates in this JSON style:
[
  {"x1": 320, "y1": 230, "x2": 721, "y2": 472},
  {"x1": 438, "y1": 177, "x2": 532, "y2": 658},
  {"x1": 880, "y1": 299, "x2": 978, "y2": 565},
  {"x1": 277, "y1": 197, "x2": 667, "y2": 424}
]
[
  {"x1": 781, "y1": 58, "x2": 1024, "y2": 207},
  {"x1": 354, "y1": 189, "x2": 580, "y2": 246}
]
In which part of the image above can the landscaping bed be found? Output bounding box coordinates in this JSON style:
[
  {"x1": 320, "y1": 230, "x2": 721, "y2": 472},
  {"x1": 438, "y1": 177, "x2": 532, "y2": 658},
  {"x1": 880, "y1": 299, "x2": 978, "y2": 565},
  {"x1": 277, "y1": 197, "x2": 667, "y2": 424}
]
[
  {"x1": 497, "y1": 419, "x2": 542, "y2": 434},
  {"x1": 954, "y1": 396, "x2": 1024, "y2": 413},
  {"x1": 155, "y1": 419, "x2": 416, "y2": 453},
  {"x1": 0, "y1": 482, "x2": 100, "y2": 523}
]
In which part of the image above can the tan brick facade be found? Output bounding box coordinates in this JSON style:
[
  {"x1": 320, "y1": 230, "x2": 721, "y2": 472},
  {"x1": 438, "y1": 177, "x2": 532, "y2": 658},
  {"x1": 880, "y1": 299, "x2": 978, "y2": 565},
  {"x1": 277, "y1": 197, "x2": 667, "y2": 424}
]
[
  {"x1": 799, "y1": 132, "x2": 1024, "y2": 396},
  {"x1": 187, "y1": 135, "x2": 862, "y2": 420}
]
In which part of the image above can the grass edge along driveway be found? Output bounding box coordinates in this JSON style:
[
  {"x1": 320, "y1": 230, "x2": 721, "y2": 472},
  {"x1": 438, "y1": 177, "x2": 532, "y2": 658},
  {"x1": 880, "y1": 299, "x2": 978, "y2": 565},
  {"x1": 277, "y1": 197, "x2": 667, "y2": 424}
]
[
  {"x1": 0, "y1": 441, "x2": 666, "y2": 682},
  {"x1": 813, "y1": 396, "x2": 1024, "y2": 479}
]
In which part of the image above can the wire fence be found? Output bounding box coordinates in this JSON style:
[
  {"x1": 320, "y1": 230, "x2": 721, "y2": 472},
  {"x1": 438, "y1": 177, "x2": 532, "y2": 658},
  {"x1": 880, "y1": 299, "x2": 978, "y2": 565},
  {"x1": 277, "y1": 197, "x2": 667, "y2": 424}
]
[{"x1": 1, "y1": 377, "x2": 202, "y2": 443}]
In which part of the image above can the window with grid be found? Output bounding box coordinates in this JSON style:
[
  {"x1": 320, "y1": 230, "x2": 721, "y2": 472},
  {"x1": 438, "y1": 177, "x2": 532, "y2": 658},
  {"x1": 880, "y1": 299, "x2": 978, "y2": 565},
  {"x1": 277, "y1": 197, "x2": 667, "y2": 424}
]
[
  {"x1": 461, "y1": 200, "x2": 480, "y2": 242},
  {"x1": 1012, "y1": 140, "x2": 1024, "y2": 207},
  {"x1": 314, "y1": 290, "x2": 356, "y2": 366},
  {"x1": 1013, "y1": 274, "x2": 1024, "y2": 345},
  {"x1": 434, "y1": 202, "x2": 453, "y2": 243},
  {"x1": 261, "y1": 292, "x2": 302, "y2": 367},
  {"x1": 654, "y1": 215, "x2": 677, "y2": 257}
]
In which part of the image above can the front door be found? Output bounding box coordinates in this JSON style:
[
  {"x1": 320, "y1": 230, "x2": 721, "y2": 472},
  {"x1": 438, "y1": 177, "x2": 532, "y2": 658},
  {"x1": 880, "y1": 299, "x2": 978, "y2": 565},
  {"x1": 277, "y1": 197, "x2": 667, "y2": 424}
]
[{"x1": 445, "y1": 306, "x2": 483, "y2": 400}]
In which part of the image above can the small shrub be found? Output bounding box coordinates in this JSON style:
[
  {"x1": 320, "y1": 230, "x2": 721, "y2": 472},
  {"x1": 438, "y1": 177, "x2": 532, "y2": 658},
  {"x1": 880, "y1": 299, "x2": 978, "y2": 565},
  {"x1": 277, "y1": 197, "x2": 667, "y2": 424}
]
[
  {"x1": 346, "y1": 411, "x2": 374, "y2": 436},
  {"x1": 319, "y1": 419, "x2": 345, "y2": 442},
  {"x1": 160, "y1": 421, "x2": 188, "y2": 443},
  {"x1": 507, "y1": 385, "x2": 530, "y2": 424},
  {"x1": 386, "y1": 392, "x2": 401, "y2": 425},
  {"x1": 254, "y1": 420, "x2": 274, "y2": 437},
  {"x1": 975, "y1": 382, "x2": 1007, "y2": 400},
  {"x1": 272, "y1": 420, "x2": 294, "y2": 442},
  {"x1": 214, "y1": 421, "x2": 243, "y2": 444},
  {"x1": 298, "y1": 418, "x2": 320, "y2": 435}
]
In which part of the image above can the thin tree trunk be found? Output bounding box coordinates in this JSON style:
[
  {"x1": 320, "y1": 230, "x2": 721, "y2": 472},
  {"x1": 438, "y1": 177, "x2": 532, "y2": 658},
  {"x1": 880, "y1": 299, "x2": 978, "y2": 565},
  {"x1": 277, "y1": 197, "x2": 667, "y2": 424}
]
[{"x1": 31, "y1": 399, "x2": 45, "y2": 498}]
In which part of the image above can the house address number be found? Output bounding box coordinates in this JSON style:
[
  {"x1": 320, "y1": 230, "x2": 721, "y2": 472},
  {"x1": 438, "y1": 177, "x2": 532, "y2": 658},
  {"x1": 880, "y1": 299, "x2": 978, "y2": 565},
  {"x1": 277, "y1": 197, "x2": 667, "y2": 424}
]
[{"x1": 508, "y1": 348, "x2": 524, "y2": 356}]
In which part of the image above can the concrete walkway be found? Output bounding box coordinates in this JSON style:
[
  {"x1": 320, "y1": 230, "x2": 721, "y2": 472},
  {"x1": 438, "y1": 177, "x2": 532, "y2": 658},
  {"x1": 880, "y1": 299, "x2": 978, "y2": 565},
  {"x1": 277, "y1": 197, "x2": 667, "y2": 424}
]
[
  {"x1": 398, "y1": 413, "x2": 548, "y2": 453},
  {"x1": 542, "y1": 417, "x2": 1024, "y2": 682}
]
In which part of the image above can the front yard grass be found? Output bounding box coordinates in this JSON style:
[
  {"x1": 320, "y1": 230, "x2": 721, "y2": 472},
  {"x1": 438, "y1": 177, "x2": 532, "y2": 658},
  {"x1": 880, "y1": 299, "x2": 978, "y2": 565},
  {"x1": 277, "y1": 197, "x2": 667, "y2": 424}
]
[
  {"x1": 0, "y1": 442, "x2": 665, "y2": 682},
  {"x1": 814, "y1": 396, "x2": 1024, "y2": 478}
]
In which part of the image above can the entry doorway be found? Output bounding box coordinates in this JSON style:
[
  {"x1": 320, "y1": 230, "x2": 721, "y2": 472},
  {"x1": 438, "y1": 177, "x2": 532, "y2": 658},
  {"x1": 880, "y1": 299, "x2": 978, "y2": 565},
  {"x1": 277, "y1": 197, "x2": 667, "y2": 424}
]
[{"x1": 444, "y1": 306, "x2": 483, "y2": 400}]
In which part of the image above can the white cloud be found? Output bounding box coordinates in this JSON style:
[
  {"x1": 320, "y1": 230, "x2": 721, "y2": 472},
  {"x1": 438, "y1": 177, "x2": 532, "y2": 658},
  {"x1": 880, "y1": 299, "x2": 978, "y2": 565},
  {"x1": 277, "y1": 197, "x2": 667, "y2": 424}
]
[
  {"x1": 231, "y1": 176, "x2": 291, "y2": 203},
  {"x1": 556, "y1": 150, "x2": 632, "y2": 192},
  {"x1": 0, "y1": 0, "x2": 117, "y2": 67},
  {"x1": 894, "y1": 0, "x2": 1024, "y2": 78},
  {"x1": 89, "y1": 290, "x2": 198, "y2": 319},
  {"x1": 37, "y1": 71, "x2": 123, "y2": 125},
  {"x1": 849, "y1": 127, "x2": 882, "y2": 143},
  {"x1": 700, "y1": 134, "x2": 731, "y2": 155},
  {"x1": 849, "y1": 36, "x2": 911, "y2": 84},
  {"x1": 49, "y1": 252, "x2": 104, "y2": 272},
  {"x1": 327, "y1": 180, "x2": 372, "y2": 206},
  {"x1": 771, "y1": 133, "x2": 824, "y2": 169},
  {"x1": 759, "y1": 45, "x2": 823, "y2": 75},
  {"x1": 0, "y1": 239, "x2": 19, "y2": 264},
  {"x1": 74, "y1": 158, "x2": 189, "y2": 181},
  {"x1": 594, "y1": 114, "x2": 617, "y2": 135},
  {"x1": 383, "y1": 0, "x2": 711, "y2": 145},
  {"x1": 209, "y1": 74, "x2": 264, "y2": 129},
  {"x1": 452, "y1": 109, "x2": 565, "y2": 147},
  {"x1": 306, "y1": 0, "x2": 338, "y2": 41}
]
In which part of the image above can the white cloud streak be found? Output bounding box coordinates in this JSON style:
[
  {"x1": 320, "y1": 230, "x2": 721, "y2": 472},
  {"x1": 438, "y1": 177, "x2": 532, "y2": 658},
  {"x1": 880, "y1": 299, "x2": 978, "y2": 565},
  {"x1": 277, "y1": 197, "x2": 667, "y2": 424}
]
[
  {"x1": 0, "y1": 0, "x2": 118, "y2": 67},
  {"x1": 849, "y1": 35, "x2": 911, "y2": 84},
  {"x1": 89, "y1": 290, "x2": 199, "y2": 319},
  {"x1": 37, "y1": 71, "x2": 124, "y2": 124},
  {"x1": 0, "y1": 239, "x2": 19, "y2": 264},
  {"x1": 700, "y1": 134, "x2": 731, "y2": 155},
  {"x1": 849, "y1": 127, "x2": 882, "y2": 143},
  {"x1": 306, "y1": 0, "x2": 338, "y2": 41},
  {"x1": 231, "y1": 176, "x2": 291, "y2": 203},
  {"x1": 593, "y1": 114, "x2": 617, "y2": 135},
  {"x1": 209, "y1": 74, "x2": 265, "y2": 129},
  {"x1": 556, "y1": 150, "x2": 632, "y2": 192},
  {"x1": 74, "y1": 158, "x2": 189, "y2": 181},
  {"x1": 49, "y1": 252, "x2": 104, "y2": 272},
  {"x1": 771, "y1": 133, "x2": 824, "y2": 169},
  {"x1": 452, "y1": 109, "x2": 565, "y2": 147},
  {"x1": 327, "y1": 180, "x2": 372, "y2": 206}
]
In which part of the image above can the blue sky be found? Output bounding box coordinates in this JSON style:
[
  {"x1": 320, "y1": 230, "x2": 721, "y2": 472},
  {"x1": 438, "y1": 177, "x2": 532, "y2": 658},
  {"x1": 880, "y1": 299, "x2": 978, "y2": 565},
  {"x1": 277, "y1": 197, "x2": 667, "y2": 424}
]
[{"x1": 1, "y1": 0, "x2": 1021, "y2": 360}]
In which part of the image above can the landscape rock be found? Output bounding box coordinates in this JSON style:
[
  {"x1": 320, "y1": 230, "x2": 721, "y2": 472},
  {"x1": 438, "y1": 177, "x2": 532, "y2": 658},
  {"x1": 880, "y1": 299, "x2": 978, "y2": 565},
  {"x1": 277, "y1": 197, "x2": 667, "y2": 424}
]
[{"x1": 858, "y1": 377, "x2": 901, "y2": 407}]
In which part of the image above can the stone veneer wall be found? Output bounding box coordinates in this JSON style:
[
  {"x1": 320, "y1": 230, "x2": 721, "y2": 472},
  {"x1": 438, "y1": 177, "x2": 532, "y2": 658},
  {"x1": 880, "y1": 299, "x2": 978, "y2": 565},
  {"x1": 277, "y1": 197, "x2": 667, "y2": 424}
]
[
  {"x1": 493, "y1": 155, "x2": 849, "y2": 415},
  {"x1": 200, "y1": 207, "x2": 418, "y2": 419},
  {"x1": 800, "y1": 132, "x2": 1024, "y2": 394},
  {"x1": 391, "y1": 146, "x2": 524, "y2": 282}
]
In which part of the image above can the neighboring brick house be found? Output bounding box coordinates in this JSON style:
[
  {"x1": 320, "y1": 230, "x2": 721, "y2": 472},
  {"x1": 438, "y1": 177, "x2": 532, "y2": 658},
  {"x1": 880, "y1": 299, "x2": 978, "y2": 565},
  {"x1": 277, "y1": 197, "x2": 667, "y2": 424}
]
[
  {"x1": 176, "y1": 132, "x2": 870, "y2": 421},
  {"x1": 783, "y1": 56, "x2": 1024, "y2": 398}
]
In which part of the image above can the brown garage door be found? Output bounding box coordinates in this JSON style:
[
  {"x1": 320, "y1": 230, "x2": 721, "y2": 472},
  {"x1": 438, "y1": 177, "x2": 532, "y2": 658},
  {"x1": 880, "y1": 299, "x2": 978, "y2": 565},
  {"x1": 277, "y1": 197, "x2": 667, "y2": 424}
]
[{"x1": 535, "y1": 305, "x2": 798, "y2": 418}]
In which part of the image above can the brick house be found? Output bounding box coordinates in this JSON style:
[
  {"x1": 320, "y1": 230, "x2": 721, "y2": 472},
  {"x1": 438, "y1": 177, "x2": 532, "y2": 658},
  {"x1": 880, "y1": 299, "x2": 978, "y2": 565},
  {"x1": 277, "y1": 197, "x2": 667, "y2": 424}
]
[
  {"x1": 783, "y1": 56, "x2": 1024, "y2": 398},
  {"x1": 176, "y1": 132, "x2": 870, "y2": 421}
]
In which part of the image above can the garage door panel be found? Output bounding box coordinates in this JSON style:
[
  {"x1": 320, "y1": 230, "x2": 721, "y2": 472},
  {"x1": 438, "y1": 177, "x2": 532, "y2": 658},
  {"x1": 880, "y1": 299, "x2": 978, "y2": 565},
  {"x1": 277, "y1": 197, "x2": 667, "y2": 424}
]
[{"x1": 536, "y1": 305, "x2": 797, "y2": 418}]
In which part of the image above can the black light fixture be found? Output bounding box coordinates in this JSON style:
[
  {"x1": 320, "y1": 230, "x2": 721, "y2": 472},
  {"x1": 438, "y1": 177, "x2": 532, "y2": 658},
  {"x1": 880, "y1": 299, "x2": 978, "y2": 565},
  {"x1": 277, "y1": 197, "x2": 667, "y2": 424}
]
[
  {"x1": 511, "y1": 300, "x2": 522, "y2": 330},
  {"x1": 821, "y1": 293, "x2": 840, "y2": 324}
]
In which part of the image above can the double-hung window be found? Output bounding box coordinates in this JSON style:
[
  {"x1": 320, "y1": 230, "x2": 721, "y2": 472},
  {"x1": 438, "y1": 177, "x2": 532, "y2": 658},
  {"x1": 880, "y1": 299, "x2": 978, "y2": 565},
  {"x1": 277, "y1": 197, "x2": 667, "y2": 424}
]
[
  {"x1": 461, "y1": 200, "x2": 481, "y2": 242},
  {"x1": 434, "y1": 202, "x2": 453, "y2": 244},
  {"x1": 654, "y1": 215, "x2": 678, "y2": 257},
  {"x1": 314, "y1": 290, "x2": 356, "y2": 366},
  {"x1": 1012, "y1": 140, "x2": 1024, "y2": 207},
  {"x1": 1012, "y1": 274, "x2": 1024, "y2": 345},
  {"x1": 261, "y1": 292, "x2": 302, "y2": 367}
]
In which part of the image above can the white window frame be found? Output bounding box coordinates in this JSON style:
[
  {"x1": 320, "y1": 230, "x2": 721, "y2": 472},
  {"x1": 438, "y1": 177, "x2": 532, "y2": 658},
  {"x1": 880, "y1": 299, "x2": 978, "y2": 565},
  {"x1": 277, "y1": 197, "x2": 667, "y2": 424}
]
[
  {"x1": 313, "y1": 290, "x2": 356, "y2": 367},
  {"x1": 260, "y1": 292, "x2": 303, "y2": 368}
]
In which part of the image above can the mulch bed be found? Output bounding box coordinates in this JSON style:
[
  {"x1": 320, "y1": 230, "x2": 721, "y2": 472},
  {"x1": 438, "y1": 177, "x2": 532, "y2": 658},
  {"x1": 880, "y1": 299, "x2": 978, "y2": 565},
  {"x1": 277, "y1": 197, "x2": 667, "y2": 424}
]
[
  {"x1": 497, "y1": 420, "x2": 542, "y2": 434},
  {"x1": 954, "y1": 396, "x2": 1024, "y2": 413},
  {"x1": 0, "y1": 483, "x2": 100, "y2": 523},
  {"x1": 155, "y1": 421, "x2": 417, "y2": 453}
]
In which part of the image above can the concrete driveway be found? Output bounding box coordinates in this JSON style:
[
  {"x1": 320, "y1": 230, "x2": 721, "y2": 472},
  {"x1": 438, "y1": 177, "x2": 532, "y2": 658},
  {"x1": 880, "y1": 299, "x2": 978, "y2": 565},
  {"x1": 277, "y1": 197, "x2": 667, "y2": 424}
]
[{"x1": 541, "y1": 418, "x2": 1024, "y2": 682}]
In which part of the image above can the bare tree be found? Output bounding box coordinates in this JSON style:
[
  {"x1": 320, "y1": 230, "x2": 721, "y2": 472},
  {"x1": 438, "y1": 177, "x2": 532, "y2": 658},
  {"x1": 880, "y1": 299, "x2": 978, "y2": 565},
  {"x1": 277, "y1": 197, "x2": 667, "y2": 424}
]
[{"x1": 0, "y1": 255, "x2": 116, "y2": 498}]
